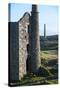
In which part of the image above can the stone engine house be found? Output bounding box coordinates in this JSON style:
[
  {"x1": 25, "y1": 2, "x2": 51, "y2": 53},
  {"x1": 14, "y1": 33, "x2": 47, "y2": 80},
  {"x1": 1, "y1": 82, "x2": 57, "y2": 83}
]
[
  {"x1": 18, "y1": 12, "x2": 30, "y2": 80},
  {"x1": 9, "y1": 5, "x2": 40, "y2": 84}
]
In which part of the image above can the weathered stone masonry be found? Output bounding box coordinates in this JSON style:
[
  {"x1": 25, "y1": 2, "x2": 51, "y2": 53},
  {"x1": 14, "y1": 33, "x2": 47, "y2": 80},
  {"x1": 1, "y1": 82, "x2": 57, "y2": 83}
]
[
  {"x1": 9, "y1": 5, "x2": 40, "y2": 82},
  {"x1": 18, "y1": 13, "x2": 30, "y2": 80},
  {"x1": 30, "y1": 5, "x2": 40, "y2": 73}
]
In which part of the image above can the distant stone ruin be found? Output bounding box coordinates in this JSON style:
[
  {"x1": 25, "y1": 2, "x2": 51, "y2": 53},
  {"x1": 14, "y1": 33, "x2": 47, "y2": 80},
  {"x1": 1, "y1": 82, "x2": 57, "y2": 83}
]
[
  {"x1": 44, "y1": 24, "x2": 47, "y2": 44},
  {"x1": 44, "y1": 24, "x2": 46, "y2": 39}
]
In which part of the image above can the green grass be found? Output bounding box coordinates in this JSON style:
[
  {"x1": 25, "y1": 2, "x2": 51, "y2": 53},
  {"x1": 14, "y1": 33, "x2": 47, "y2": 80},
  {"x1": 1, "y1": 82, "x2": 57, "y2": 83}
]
[
  {"x1": 19, "y1": 75, "x2": 45, "y2": 85},
  {"x1": 19, "y1": 49, "x2": 58, "y2": 85},
  {"x1": 46, "y1": 79, "x2": 58, "y2": 84},
  {"x1": 19, "y1": 74, "x2": 58, "y2": 85},
  {"x1": 41, "y1": 50, "x2": 58, "y2": 61},
  {"x1": 19, "y1": 37, "x2": 58, "y2": 86}
]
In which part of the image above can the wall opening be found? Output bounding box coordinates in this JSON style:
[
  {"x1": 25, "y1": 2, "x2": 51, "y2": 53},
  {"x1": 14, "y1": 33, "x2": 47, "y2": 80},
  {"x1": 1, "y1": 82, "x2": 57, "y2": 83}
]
[{"x1": 26, "y1": 44, "x2": 29, "y2": 73}]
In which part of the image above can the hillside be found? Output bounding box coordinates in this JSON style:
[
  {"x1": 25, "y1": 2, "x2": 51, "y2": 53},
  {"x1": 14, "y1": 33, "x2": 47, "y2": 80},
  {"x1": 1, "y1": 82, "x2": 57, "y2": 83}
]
[
  {"x1": 40, "y1": 35, "x2": 58, "y2": 50},
  {"x1": 17, "y1": 35, "x2": 58, "y2": 86}
]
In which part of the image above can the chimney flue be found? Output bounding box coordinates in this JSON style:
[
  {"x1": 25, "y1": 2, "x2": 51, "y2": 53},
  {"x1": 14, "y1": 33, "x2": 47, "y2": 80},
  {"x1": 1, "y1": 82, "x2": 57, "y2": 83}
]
[
  {"x1": 44, "y1": 24, "x2": 46, "y2": 39},
  {"x1": 30, "y1": 5, "x2": 41, "y2": 73}
]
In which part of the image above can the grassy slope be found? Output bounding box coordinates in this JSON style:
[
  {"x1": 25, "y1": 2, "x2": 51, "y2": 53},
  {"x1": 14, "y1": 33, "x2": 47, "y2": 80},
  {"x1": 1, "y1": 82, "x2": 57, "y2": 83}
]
[
  {"x1": 19, "y1": 35, "x2": 58, "y2": 85},
  {"x1": 41, "y1": 50, "x2": 58, "y2": 60},
  {"x1": 40, "y1": 35, "x2": 58, "y2": 50},
  {"x1": 40, "y1": 35, "x2": 58, "y2": 85}
]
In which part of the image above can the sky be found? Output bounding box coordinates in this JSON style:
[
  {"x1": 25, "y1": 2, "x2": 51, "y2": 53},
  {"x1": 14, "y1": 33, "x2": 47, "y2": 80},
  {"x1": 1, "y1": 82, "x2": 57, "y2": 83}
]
[{"x1": 9, "y1": 3, "x2": 58, "y2": 36}]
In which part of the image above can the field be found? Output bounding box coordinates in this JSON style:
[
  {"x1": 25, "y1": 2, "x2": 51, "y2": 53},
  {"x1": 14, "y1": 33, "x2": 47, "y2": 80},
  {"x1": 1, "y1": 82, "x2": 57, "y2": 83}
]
[{"x1": 19, "y1": 35, "x2": 58, "y2": 86}]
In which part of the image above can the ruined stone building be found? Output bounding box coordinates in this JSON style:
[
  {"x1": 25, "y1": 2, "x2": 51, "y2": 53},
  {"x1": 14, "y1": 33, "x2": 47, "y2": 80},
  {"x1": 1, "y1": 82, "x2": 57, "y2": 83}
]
[{"x1": 9, "y1": 5, "x2": 40, "y2": 85}]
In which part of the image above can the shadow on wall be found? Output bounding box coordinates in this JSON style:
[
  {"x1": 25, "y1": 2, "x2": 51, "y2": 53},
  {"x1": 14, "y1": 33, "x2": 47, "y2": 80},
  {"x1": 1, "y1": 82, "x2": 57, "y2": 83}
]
[{"x1": 8, "y1": 22, "x2": 19, "y2": 85}]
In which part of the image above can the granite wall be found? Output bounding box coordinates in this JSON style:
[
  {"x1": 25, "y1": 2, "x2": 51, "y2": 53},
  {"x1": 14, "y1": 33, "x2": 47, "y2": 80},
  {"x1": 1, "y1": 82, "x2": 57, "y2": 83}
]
[{"x1": 9, "y1": 12, "x2": 30, "y2": 83}]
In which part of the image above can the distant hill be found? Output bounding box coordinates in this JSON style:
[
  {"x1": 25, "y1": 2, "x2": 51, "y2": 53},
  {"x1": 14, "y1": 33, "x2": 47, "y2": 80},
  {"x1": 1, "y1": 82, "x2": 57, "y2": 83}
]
[{"x1": 40, "y1": 35, "x2": 58, "y2": 50}]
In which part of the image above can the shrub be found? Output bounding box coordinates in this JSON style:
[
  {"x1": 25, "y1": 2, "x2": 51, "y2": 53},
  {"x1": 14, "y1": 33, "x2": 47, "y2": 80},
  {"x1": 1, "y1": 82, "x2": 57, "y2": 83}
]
[
  {"x1": 37, "y1": 66, "x2": 51, "y2": 77},
  {"x1": 47, "y1": 59, "x2": 57, "y2": 66},
  {"x1": 49, "y1": 67, "x2": 58, "y2": 75},
  {"x1": 41, "y1": 58, "x2": 48, "y2": 66}
]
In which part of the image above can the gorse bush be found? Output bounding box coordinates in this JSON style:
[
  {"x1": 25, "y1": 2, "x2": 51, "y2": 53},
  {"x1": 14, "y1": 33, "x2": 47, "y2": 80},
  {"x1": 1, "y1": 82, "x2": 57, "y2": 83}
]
[{"x1": 38, "y1": 66, "x2": 52, "y2": 77}]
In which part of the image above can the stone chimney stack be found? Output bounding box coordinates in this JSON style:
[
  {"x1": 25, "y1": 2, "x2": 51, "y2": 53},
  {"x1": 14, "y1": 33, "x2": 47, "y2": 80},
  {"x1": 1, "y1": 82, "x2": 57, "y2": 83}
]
[
  {"x1": 30, "y1": 5, "x2": 41, "y2": 73},
  {"x1": 44, "y1": 24, "x2": 46, "y2": 39}
]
